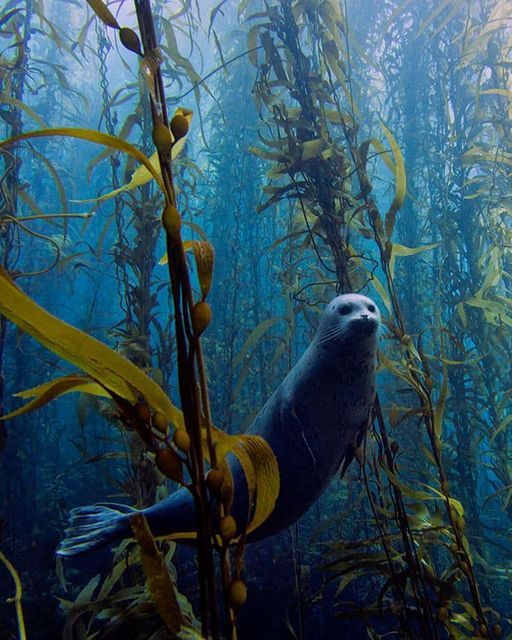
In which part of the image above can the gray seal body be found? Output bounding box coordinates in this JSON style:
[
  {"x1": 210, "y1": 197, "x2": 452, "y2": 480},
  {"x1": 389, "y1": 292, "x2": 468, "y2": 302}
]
[{"x1": 58, "y1": 294, "x2": 380, "y2": 556}]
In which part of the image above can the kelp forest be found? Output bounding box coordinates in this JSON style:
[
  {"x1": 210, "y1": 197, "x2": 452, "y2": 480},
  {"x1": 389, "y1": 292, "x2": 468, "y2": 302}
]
[{"x1": 0, "y1": 0, "x2": 511, "y2": 638}]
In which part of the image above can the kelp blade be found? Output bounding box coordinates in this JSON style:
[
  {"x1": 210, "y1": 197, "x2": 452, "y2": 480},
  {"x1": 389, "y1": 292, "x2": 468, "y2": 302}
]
[
  {"x1": 130, "y1": 514, "x2": 184, "y2": 635},
  {"x1": 0, "y1": 375, "x2": 107, "y2": 421},
  {"x1": 0, "y1": 268, "x2": 182, "y2": 427},
  {"x1": 0, "y1": 127, "x2": 165, "y2": 194}
]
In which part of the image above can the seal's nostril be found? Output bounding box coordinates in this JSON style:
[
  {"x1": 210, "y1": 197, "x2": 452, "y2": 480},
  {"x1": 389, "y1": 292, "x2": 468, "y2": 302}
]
[{"x1": 361, "y1": 314, "x2": 369, "y2": 320}]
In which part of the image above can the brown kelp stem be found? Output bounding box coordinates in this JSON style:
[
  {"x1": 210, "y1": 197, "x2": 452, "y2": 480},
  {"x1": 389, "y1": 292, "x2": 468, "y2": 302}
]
[
  {"x1": 133, "y1": 1, "x2": 220, "y2": 636},
  {"x1": 0, "y1": 550, "x2": 27, "y2": 640}
]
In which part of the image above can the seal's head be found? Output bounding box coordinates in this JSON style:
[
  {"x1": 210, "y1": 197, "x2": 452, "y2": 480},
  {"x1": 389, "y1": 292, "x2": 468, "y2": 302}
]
[{"x1": 316, "y1": 293, "x2": 381, "y2": 346}]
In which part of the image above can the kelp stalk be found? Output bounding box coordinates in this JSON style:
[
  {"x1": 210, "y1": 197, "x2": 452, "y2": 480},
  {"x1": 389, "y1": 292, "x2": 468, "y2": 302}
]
[
  {"x1": 0, "y1": 550, "x2": 27, "y2": 640},
  {"x1": 133, "y1": 1, "x2": 221, "y2": 636}
]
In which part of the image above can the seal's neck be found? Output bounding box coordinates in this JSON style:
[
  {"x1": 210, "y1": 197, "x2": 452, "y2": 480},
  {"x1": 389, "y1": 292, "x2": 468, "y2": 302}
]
[{"x1": 304, "y1": 334, "x2": 376, "y2": 381}]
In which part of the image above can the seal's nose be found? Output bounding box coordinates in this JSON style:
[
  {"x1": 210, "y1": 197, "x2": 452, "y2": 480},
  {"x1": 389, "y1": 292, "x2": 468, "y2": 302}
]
[{"x1": 360, "y1": 313, "x2": 369, "y2": 320}]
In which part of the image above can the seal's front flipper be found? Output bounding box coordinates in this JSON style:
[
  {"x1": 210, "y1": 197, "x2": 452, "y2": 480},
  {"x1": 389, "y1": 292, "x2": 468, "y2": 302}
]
[{"x1": 57, "y1": 503, "x2": 135, "y2": 557}]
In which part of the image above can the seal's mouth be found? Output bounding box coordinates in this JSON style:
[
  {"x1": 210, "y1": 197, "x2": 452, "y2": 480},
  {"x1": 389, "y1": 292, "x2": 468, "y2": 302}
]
[{"x1": 350, "y1": 316, "x2": 380, "y2": 335}]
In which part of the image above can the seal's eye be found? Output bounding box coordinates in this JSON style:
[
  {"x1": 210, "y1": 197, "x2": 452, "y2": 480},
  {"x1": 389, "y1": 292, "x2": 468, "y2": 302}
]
[
  {"x1": 367, "y1": 304, "x2": 376, "y2": 313},
  {"x1": 338, "y1": 304, "x2": 352, "y2": 315}
]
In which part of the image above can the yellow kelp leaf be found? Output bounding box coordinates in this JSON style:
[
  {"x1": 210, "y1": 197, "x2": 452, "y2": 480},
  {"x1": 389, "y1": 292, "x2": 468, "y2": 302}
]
[
  {"x1": 388, "y1": 241, "x2": 440, "y2": 279},
  {"x1": 236, "y1": 434, "x2": 280, "y2": 534},
  {"x1": 161, "y1": 240, "x2": 214, "y2": 297},
  {"x1": 79, "y1": 109, "x2": 193, "y2": 204},
  {"x1": 382, "y1": 468, "x2": 434, "y2": 502},
  {"x1": 318, "y1": 0, "x2": 344, "y2": 51},
  {"x1": 0, "y1": 128, "x2": 165, "y2": 195},
  {"x1": 190, "y1": 240, "x2": 214, "y2": 300},
  {"x1": 158, "y1": 240, "x2": 196, "y2": 265},
  {"x1": 214, "y1": 431, "x2": 257, "y2": 529},
  {"x1": 456, "y1": 301, "x2": 468, "y2": 327},
  {"x1": 380, "y1": 122, "x2": 406, "y2": 238},
  {"x1": 447, "y1": 613, "x2": 473, "y2": 633},
  {"x1": 379, "y1": 353, "x2": 426, "y2": 398},
  {"x1": 247, "y1": 24, "x2": 263, "y2": 66},
  {"x1": 233, "y1": 317, "x2": 284, "y2": 368},
  {"x1": 322, "y1": 39, "x2": 353, "y2": 107},
  {"x1": 247, "y1": 146, "x2": 283, "y2": 162},
  {"x1": 464, "y1": 145, "x2": 512, "y2": 168},
  {"x1": 18, "y1": 191, "x2": 45, "y2": 219},
  {"x1": 490, "y1": 414, "x2": 512, "y2": 442},
  {"x1": 475, "y1": 246, "x2": 502, "y2": 297},
  {"x1": 30, "y1": 148, "x2": 68, "y2": 213},
  {"x1": 0, "y1": 93, "x2": 48, "y2": 128},
  {"x1": 85, "y1": 0, "x2": 120, "y2": 29},
  {"x1": 0, "y1": 268, "x2": 182, "y2": 427},
  {"x1": 391, "y1": 242, "x2": 440, "y2": 257},
  {"x1": 433, "y1": 359, "x2": 449, "y2": 439},
  {"x1": 301, "y1": 138, "x2": 330, "y2": 160},
  {"x1": 87, "y1": 112, "x2": 140, "y2": 180},
  {"x1": 416, "y1": 0, "x2": 463, "y2": 37},
  {"x1": 209, "y1": 427, "x2": 280, "y2": 535},
  {"x1": 1, "y1": 375, "x2": 107, "y2": 421},
  {"x1": 177, "y1": 626, "x2": 206, "y2": 640},
  {"x1": 463, "y1": 297, "x2": 512, "y2": 326},
  {"x1": 130, "y1": 514, "x2": 183, "y2": 635},
  {"x1": 479, "y1": 88, "x2": 512, "y2": 98}
]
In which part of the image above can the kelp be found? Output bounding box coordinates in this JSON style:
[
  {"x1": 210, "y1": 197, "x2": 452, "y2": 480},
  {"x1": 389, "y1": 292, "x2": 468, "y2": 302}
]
[
  {"x1": 58, "y1": 539, "x2": 200, "y2": 640},
  {"x1": 0, "y1": 551, "x2": 27, "y2": 640},
  {"x1": 0, "y1": 267, "x2": 180, "y2": 424},
  {"x1": 130, "y1": 514, "x2": 184, "y2": 635},
  {"x1": 1, "y1": 0, "x2": 511, "y2": 638},
  {"x1": 0, "y1": 2, "x2": 280, "y2": 639},
  {"x1": 240, "y1": 0, "x2": 510, "y2": 637}
]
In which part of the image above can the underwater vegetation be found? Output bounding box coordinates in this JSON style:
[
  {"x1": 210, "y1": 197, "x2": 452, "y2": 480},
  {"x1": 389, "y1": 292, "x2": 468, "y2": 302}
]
[{"x1": 0, "y1": 0, "x2": 511, "y2": 639}]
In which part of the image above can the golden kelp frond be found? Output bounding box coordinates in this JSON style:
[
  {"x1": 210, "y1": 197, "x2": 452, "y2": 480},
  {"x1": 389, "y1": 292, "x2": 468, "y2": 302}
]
[
  {"x1": 79, "y1": 109, "x2": 193, "y2": 204},
  {"x1": 232, "y1": 317, "x2": 287, "y2": 399},
  {"x1": 86, "y1": 111, "x2": 140, "y2": 181},
  {"x1": 130, "y1": 514, "x2": 184, "y2": 636},
  {"x1": 0, "y1": 268, "x2": 182, "y2": 427},
  {"x1": 233, "y1": 317, "x2": 285, "y2": 369},
  {"x1": 85, "y1": 0, "x2": 120, "y2": 30},
  {"x1": 210, "y1": 426, "x2": 280, "y2": 536},
  {"x1": 0, "y1": 93, "x2": 48, "y2": 128},
  {"x1": 0, "y1": 551, "x2": 27, "y2": 640},
  {"x1": 236, "y1": 434, "x2": 280, "y2": 533},
  {"x1": 59, "y1": 540, "x2": 201, "y2": 639},
  {"x1": 0, "y1": 375, "x2": 107, "y2": 421},
  {"x1": 159, "y1": 239, "x2": 214, "y2": 299},
  {"x1": 380, "y1": 123, "x2": 407, "y2": 238},
  {"x1": 189, "y1": 240, "x2": 215, "y2": 300},
  {"x1": 0, "y1": 127, "x2": 165, "y2": 194},
  {"x1": 387, "y1": 241, "x2": 440, "y2": 279}
]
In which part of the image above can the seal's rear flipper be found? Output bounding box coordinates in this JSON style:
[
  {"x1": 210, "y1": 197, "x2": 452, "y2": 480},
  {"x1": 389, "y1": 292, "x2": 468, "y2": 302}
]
[{"x1": 57, "y1": 503, "x2": 135, "y2": 557}]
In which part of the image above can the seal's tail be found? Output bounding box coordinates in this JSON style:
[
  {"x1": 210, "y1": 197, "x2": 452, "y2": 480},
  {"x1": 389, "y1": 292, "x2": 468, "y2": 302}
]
[{"x1": 57, "y1": 503, "x2": 135, "y2": 557}]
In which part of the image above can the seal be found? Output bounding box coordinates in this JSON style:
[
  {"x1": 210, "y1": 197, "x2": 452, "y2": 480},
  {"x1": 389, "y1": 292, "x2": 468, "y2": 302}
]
[{"x1": 58, "y1": 294, "x2": 380, "y2": 556}]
